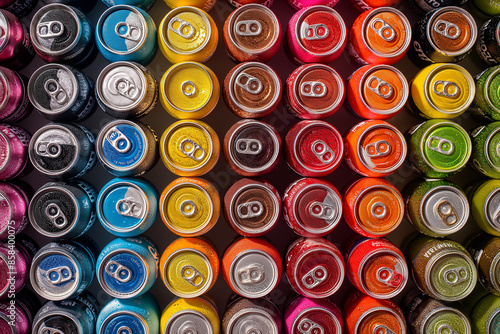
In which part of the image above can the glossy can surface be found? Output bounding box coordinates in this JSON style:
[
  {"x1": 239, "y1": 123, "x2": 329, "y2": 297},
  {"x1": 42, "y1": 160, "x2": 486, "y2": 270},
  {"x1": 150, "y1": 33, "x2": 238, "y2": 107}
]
[
  {"x1": 222, "y1": 297, "x2": 282, "y2": 334},
  {"x1": 0, "y1": 0, "x2": 36, "y2": 18},
  {"x1": 0, "y1": 124, "x2": 30, "y2": 181},
  {"x1": 163, "y1": 0, "x2": 216, "y2": 11},
  {"x1": 0, "y1": 9, "x2": 34, "y2": 70},
  {"x1": 469, "y1": 179, "x2": 500, "y2": 236},
  {"x1": 0, "y1": 182, "x2": 29, "y2": 240},
  {"x1": 470, "y1": 293, "x2": 500, "y2": 334},
  {"x1": 0, "y1": 67, "x2": 30, "y2": 122},
  {"x1": 476, "y1": 16, "x2": 500, "y2": 67},
  {"x1": 102, "y1": 0, "x2": 156, "y2": 10},
  {"x1": 467, "y1": 233, "x2": 500, "y2": 296},
  {"x1": 0, "y1": 290, "x2": 40, "y2": 334},
  {"x1": 160, "y1": 297, "x2": 220, "y2": 334},
  {"x1": 470, "y1": 65, "x2": 500, "y2": 122},
  {"x1": 284, "y1": 296, "x2": 343, "y2": 334},
  {"x1": 349, "y1": 0, "x2": 402, "y2": 13}
]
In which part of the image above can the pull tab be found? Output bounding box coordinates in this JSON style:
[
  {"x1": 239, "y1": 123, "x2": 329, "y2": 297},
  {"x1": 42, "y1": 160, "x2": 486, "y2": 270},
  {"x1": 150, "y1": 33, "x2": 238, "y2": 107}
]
[
  {"x1": 365, "y1": 140, "x2": 391, "y2": 158},
  {"x1": 427, "y1": 136, "x2": 454, "y2": 155},
  {"x1": 168, "y1": 17, "x2": 195, "y2": 39},
  {"x1": 105, "y1": 261, "x2": 133, "y2": 283},
  {"x1": 367, "y1": 76, "x2": 393, "y2": 99},
  {"x1": 301, "y1": 23, "x2": 329, "y2": 40},
  {"x1": 297, "y1": 318, "x2": 324, "y2": 334},
  {"x1": 443, "y1": 267, "x2": 469, "y2": 285},
  {"x1": 432, "y1": 80, "x2": 460, "y2": 98},
  {"x1": 235, "y1": 138, "x2": 262, "y2": 155},
  {"x1": 309, "y1": 201, "x2": 335, "y2": 220},
  {"x1": 235, "y1": 72, "x2": 263, "y2": 95},
  {"x1": 115, "y1": 22, "x2": 141, "y2": 41},
  {"x1": 179, "y1": 138, "x2": 206, "y2": 162},
  {"x1": 300, "y1": 81, "x2": 327, "y2": 98},
  {"x1": 112, "y1": 77, "x2": 140, "y2": 100},
  {"x1": 44, "y1": 79, "x2": 69, "y2": 105},
  {"x1": 46, "y1": 266, "x2": 73, "y2": 284},
  {"x1": 37, "y1": 21, "x2": 65, "y2": 38},
  {"x1": 437, "y1": 325, "x2": 458, "y2": 334},
  {"x1": 376, "y1": 267, "x2": 403, "y2": 287},
  {"x1": 436, "y1": 200, "x2": 458, "y2": 226},
  {"x1": 178, "y1": 321, "x2": 199, "y2": 334},
  {"x1": 370, "y1": 18, "x2": 396, "y2": 42},
  {"x1": 373, "y1": 325, "x2": 396, "y2": 334},
  {"x1": 245, "y1": 326, "x2": 262, "y2": 334},
  {"x1": 106, "y1": 127, "x2": 131, "y2": 154},
  {"x1": 38, "y1": 325, "x2": 65, "y2": 334},
  {"x1": 36, "y1": 141, "x2": 62, "y2": 158},
  {"x1": 301, "y1": 265, "x2": 328, "y2": 289},
  {"x1": 371, "y1": 202, "x2": 387, "y2": 219},
  {"x1": 117, "y1": 326, "x2": 133, "y2": 334},
  {"x1": 237, "y1": 201, "x2": 264, "y2": 219},
  {"x1": 181, "y1": 81, "x2": 196, "y2": 97},
  {"x1": 45, "y1": 203, "x2": 68, "y2": 228},
  {"x1": 180, "y1": 200, "x2": 197, "y2": 217},
  {"x1": 311, "y1": 140, "x2": 335, "y2": 164},
  {"x1": 237, "y1": 264, "x2": 265, "y2": 284},
  {"x1": 116, "y1": 197, "x2": 144, "y2": 218},
  {"x1": 236, "y1": 20, "x2": 262, "y2": 36},
  {"x1": 181, "y1": 265, "x2": 205, "y2": 287},
  {"x1": 434, "y1": 20, "x2": 461, "y2": 40}
]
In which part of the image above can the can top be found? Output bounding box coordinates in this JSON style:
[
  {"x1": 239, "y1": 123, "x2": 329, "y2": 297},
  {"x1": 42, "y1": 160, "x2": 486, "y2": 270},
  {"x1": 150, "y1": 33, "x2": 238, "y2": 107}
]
[
  {"x1": 484, "y1": 67, "x2": 500, "y2": 114},
  {"x1": 0, "y1": 130, "x2": 13, "y2": 174},
  {"x1": 422, "y1": 307, "x2": 471, "y2": 334},
  {"x1": 355, "y1": 307, "x2": 406, "y2": 334},
  {"x1": 100, "y1": 311, "x2": 148, "y2": 334},
  {"x1": 484, "y1": 126, "x2": 500, "y2": 172},
  {"x1": 0, "y1": 11, "x2": 10, "y2": 52},
  {"x1": 33, "y1": 312, "x2": 81, "y2": 334},
  {"x1": 164, "y1": 310, "x2": 214, "y2": 334},
  {"x1": 227, "y1": 308, "x2": 279, "y2": 334},
  {"x1": 291, "y1": 308, "x2": 342, "y2": 334},
  {"x1": 28, "y1": 64, "x2": 79, "y2": 115},
  {"x1": 0, "y1": 190, "x2": 14, "y2": 234},
  {"x1": 0, "y1": 70, "x2": 11, "y2": 113},
  {"x1": 0, "y1": 253, "x2": 10, "y2": 296}
]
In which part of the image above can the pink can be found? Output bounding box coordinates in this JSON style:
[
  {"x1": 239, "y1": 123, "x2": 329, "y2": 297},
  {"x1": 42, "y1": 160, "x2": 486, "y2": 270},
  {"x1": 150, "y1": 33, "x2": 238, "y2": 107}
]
[
  {"x1": 0, "y1": 182, "x2": 28, "y2": 240},
  {"x1": 0, "y1": 124, "x2": 30, "y2": 180},
  {"x1": 0, "y1": 67, "x2": 30, "y2": 122},
  {"x1": 0, "y1": 9, "x2": 34, "y2": 70},
  {"x1": 284, "y1": 296, "x2": 343, "y2": 334},
  {"x1": 287, "y1": 0, "x2": 340, "y2": 10}
]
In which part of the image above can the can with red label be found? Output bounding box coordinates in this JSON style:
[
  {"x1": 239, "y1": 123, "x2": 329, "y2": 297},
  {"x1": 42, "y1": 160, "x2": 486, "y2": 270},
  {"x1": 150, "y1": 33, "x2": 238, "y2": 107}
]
[
  {"x1": 284, "y1": 296, "x2": 343, "y2": 334},
  {"x1": 0, "y1": 124, "x2": 30, "y2": 181},
  {"x1": 222, "y1": 297, "x2": 282, "y2": 334},
  {"x1": 349, "y1": 0, "x2": 402, "y2": 13},
  {"x1": 287, "y1": 0, "x2": 340, "y2": 9},
  {"x1": 0, "y1": 182, "x2": 29, "y2": 241},
  {"x1": 0, "y1": 9, "x2": 34, "y2": 70},
  {"x1": 0, "y1": 67, "x2": 30, "y2": 122}
]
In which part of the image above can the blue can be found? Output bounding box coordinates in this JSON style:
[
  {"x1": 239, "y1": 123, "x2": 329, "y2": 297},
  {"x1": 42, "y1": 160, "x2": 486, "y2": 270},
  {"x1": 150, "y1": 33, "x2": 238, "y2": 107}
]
[
  {"x1": 97, "y1": 177, "x2": 158, "y2": 237},
  {"x1": 96, "y1": 5, "x2": 157, "y2": 65},
  {"x1": 96, "y1": 236, "x2": 159, "y2": 299},
  {"x1": 96, "y1": 293, "x2": 160, "y2": 334},
  {"x1": 102, "y1": 0, "x2": 157, "y2": 11}
]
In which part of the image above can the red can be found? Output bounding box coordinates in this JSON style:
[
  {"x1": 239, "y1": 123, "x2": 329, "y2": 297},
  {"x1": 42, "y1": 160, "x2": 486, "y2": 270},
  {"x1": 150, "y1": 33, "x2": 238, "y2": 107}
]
[
  {"x1": 346, "y1": 64, "x2": 408, "y2": 120},
  {"x1": 348, "y1": 7, "x2": 411, "y2": 65},
  {"x1": 343, "y1": 177, "x2": 404, "y2": 237},
  {"x1": 285, "y1": 120, "x2": 343, "y2": 177},
  {"x1": 0, "y1": 9, "x2": 34, "y2": 70},
  {"x1": 287, "y1": 0, "x2": 340, "y2": 10},
  {"x1": 228, "y1": 0, "x2": 274, "y2": 7},
  {"x1": 344, "y1": 120, "x2": 406, "y2": 177},
  {"x1": 0, "y1": 124, "x2": 30, "y2": 180},
  {"x1": 0, "y1": 67, "x2": 30, "y2": 122},
  {"x1": 283, "y1": 178, "x2": 342, "y2": 237},
  {"x1": 286, "y1": 237, "x2": 345, "y2": 298},
  {"x1": 349, "y1": 0, "x2": 402, "y2": 13},
  {"x1": 285, "y1": 63, "x2": 345, "y2": 119},
  {"x1": 284, "y1": 296, "x2": 343, "y2": 334},
  {"x1": 287, "y1": 5, "x2": 347, "y2": 64}
]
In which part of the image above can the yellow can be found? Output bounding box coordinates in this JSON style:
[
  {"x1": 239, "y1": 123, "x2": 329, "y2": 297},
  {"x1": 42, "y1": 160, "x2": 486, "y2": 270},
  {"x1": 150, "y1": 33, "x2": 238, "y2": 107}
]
[
  {"x1": 159, "y1": 6, "x2": 218, "y2": 64},
  {"x1": 160, "y1": 61, "x2": 219, "y2": 119},
  {"x1": 160, "y1": 119, "x2": 220, "y2": 176},
  {"x1": 163, "y1": 0, "x2": 217, "y2": 11},
  {"x1": 160, "y1": 177, "x2": 220, "y2": 236},
  {"x1": 161, "y1": 297, "x2": 220, "y2": 334},
  {"x1": 410, "y1": 63, "x2": 475, "y2": 119}
]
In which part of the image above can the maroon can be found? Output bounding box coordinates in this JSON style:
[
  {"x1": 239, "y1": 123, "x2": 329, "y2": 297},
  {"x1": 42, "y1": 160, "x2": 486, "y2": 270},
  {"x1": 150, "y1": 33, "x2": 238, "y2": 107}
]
[
  {"x1": 0, "y1": 67, "x2": 30, "y2": 122},
  {"x1": 222, "y1": 297, "x2": 282, "y2": 334},
  {"x1": 0, "y1": 289, "x2": 40, "y2": 334},
  {"x1": 0, "y1": 182, "x2": 29, "y2": 241},
  {"x1": 284, "y1": 296, "x2": 343, "y2": 334},
  {"x1": 0, "y1": 9, "x2": 34, "y2": 70},
  {"x1": 0, "y1": 124, "x2": 30, "y2": 181},
  {"x1": 224, "y1": 178, "x2": 281, "y2": 237},
  {"x1": 285, "y1": 63, "x2": 345, "y2": 119}
]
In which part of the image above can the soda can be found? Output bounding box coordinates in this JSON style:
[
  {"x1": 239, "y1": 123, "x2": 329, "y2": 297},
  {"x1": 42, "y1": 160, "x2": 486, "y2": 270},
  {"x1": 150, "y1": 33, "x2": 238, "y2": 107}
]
[
  {"x1": 224, "y1": 178, "x2": 280, "y2": 237},
  {"x1": 408, "y1": 63, "x2": 475, "y2": 119},
  {"x1": 29, "y1": 180, "x2": 97, "y2": 239},
  {"x1": 470, "y1": 293, "x2": 500, "y2": 334},
  {"x1": 0, "y1": 0, "x2": 36, "y2": 18},
  {"x1": 223, "y1": 4, "x2": 282, "y2": 63},
  {"x1": 476, "y1": 16, "x2": 500, "y2": 67},
  {"x1": 0, "y1": 290, "x2": 40, "y2": 334},
  {"x1": 96, "y1": 293, "x2": 160, "y2": 334},
  {"x1": 349, "y1": 0, "x2": 402, "y2": 13},
  {"x1": 160, "y1": 297, "x2": 220, "y2": 334},
  {"x1": 0, "y1": 67, "x2": 30, "y2": 122},
  {"x1": 96, "y1": 119, "x2": 158, "y2": 176},
  {"x1": 346, "y1": 64, "x2": 408, "y2": 120},
  {"x1": 229, "y1": 0, "x2": 273, "y2": 7},
  {"x1": 345, "y1": 120, "x2": 406, "y2": 177},
  {"x1": 470, "y1": 65, "x2": 500, "y2": 122},
  {"x1": 158, "y1": 6, "x2": 218, "y2": 64},
  {"x1": 222, "y1": 237, "x2": 282, "y2": 298},
  {"x1": 28, "y1": 63, "x2": 96, "y2": 122},
  {"x1": 407, "y1": 119, "x2": 471, "y2": 178},
  {"x1": 345, "y1": 237, "x2": 408, "y2": 299},
  {"x1": 97, "y1": 61, "x2": 158, "y2": 119},
  {"x1": 283, "y1": 178, "x2": 342, "y2": 237},
  {"x1": 286, "y1": 237, "x2": 345, "y2": 298},
  {"x1": 404, "y1": 178, "x2": 469, "y2": 237},
  {"x1": 288, "y1": 0, "x2": 340, "y2": 10},
  {"x1": 32, "y1": 291, "x2": 99, "y2": 334},
  {"x1": 160, "y1": 61, "x2": 219, "y2": 119},
  {"x1": 0, "y1": 124, "x2": 30, "y2": 181},
  {"x1": 30, "y1": 236, "x2": 98, "y2": 301},
  {"x1": 466, "y1": 233, "x2": 500, "y2": 296},
  {"x1": 102, "y1": 0, "x2": 156, "y2": 10},
  {"x1": 0, "y1": 182, "x2": 29, "y2": 240},
  {"x1": 344, "y1": 177, "x2": 404, "y2": 238},
  {"x1": 344, "y1": 291, "x2": 406, "y2": 334},
  {"x1": 409, "y1": 7, "x2": 477, "y2": 66},
  {"x1": 164, "y1": 0, "x2": 216, "y2": 10},
  {"x1": 284, "y1": 296, "x2": 343, "y2": 334},
  {"x1": 287, "y1": 5, "x2": 347, "y2": 64},
  {"x1": 29, "y1": 123, "x2": 96, "y2": 179},
  {"x1": 223, "y1": 120, "x2": 281, "y2": 176},
  {"x1": 285, "y1": 120, "x2": 343, "y2": 177},
  {"x1": 160, "y1": 119, "x2": 220, "y2": 176},
  {"x1": 223, "y1": 296, "x2": 282, "y2": 334},
  {"x1": 96, "y1": 236, "x2": 159, "y2": 299},
  {"x1": 0, "y1": 9, "x2": 34, "y2": 70},
  {"x1": 285, "y1": 63, "x2": 344, "y2": 119},
  {"x1": 41, "y1": 0, "x2": 97, "y2": 13},
  {"x1": 348, "y1": 7, "x2": 411, "y2": 65},
  {"x1": 97, "y1": 177, "x2": 158, "y2": 237},
  {"x1": 160, "y1": 237, "x2": 219, "y2": 298},
  {"x1": 30, "y1": 4, "x2": 94, "y2": 65},
  {"x1": 160, "y1": 177, "x2": 219, "y2": 237},
  {"x1": 469, "y1": 179, "x2": 500, "y2": 236}
]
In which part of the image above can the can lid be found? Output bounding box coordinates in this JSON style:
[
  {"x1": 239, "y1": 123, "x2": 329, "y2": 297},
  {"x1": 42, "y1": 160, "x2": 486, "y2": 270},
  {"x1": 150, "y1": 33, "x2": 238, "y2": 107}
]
[
  {"x1": 165, "y1": 310, "x2": 214, "y2": 334},
  {"x1": 489, "y1": 309, "x2": 500, "y2": 333},
  {"x1": 0, "y1": 313, "x2": 15, "y2": 334},
  {"x1": 101, "y1": 311, "x2": 148, "y2": 334},
  {"x1": 33, "y1": 313, "x2": 81, "y2": 334},
  {"x1": 355, "y1": 307, "x2": 406, "y2": 334},
  {"x1": 0, "y1": 11, "x2": 9, "y2": 52},
  {"x1": 228, "y1": 308, "x2": 279, "y2": 334},
  {"x1": 292, "y1": 308, "x2": 342, "y2": 334},
  {"x1": 484, "y1": 67, "x2": 500, "y2": 115},
  {"x1": 0, "y1": 131, "x2": 12, "y2": 173},
  {"x1": 422, "y1": 307, "x2": 471, "y2": 334},
  {"x1": 0, "y1": 70, "x2": 10, "y2": 113},
  {"x1": 485, "y1": 127, "x2": 500, "y2": 172},
  {"x1": 0, "y1": 190, "x2": 13, "y2": 235},
  {"x1": 485, "y1": 188, "x2": 500, "y2": 231}
]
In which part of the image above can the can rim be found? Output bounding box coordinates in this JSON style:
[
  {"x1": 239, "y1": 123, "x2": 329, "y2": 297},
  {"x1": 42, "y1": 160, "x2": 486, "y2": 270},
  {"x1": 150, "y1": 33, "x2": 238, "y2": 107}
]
[
  {"x1": 484, "y1": 187, "x2": 500, "y2": 231},
  {"x1": 291, "y1": 307, "x2": 342, "y2": 334},
  {"x1": 100, "y1": 310, "x2": 148, "y2": 334},
  {"x1": 0, "y1": 253, "x2": 11, "y2": 296},
  {"x1": 485, "y1": 68, "x2": 500, "y2": 117},
  {"x1": 227, "y1": 307, "x2": 279, "y2": 334},
  {"x1": 354, "y1": 306, "x2": 406, "y2": 333},
  {"x1": 488, "y1": 307, "x2": 500, "y2": 333},
  {"x1": 0, "y1": 189, "x2": 14, "y2": 235},
  {"x1": 0, "y1": 130, "x2": 12, "y2": 173},
  {"x1": 0, "y1": 312, "x2": 15, "y2": 332},
  {"x1": 0, "y1": 70, "x2": 11, "y2": 112},
  {"x1": 489, "y1": 251, "x2": 500, "y2": 296},
  {"x1": 33, "y1": 310, "x2": 84, "y2": 334},
  {"x1": 0, "y1": 11, "x2": 10, "y2": 53},
  {"x1": 164, "y1": 309, "x2": 214, "y2": 334},
  {"x1": 420, "y1": 306, "x2": 471, "y2": 334}
]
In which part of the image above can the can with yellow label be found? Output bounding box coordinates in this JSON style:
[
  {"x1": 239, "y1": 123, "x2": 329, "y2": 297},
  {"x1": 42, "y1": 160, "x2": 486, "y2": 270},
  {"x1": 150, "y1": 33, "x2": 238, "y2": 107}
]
[{"x1": 160, "y1": 297, "x2": 220, "y2": 334}]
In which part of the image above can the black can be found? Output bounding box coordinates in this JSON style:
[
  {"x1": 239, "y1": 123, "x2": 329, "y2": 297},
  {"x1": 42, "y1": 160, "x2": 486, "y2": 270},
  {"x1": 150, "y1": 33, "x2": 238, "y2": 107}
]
[
  {"x1": 41, "y1": 0, "x2": 98, "y2": 13},
  {"x1": 0, "y1": 0, "x2": 37, "y2": 18},
  {"x1": 477, "y1": 16, "x2": 500, "y2": 67},
  {"x1": 409, "y1": 0, "x2": 467, "y2": 13}
]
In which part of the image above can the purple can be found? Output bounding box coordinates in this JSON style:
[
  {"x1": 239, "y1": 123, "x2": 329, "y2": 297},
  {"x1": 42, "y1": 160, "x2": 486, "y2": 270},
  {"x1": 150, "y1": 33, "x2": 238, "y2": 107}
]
[
  {"x1": 284, "y1": 296, "x2": 343, "y2": 334},
  {"x1": 0, "y1": 289, "x2": 40, "y2": 334},
  {"x1": 0, "y1": 182, "x2": 29, "y2": 241},
  {"x1": 0, "y1": 10, "x2": 34, "y2": 70},
  {"x1": 0, "y1": 67, "x2": 30, "y2": 122},
  {"x1": 0, "y1": 0, "x2": 37, "y2": 18},
  {"x1": 0, "y1": 124, "x2": 30, "y2": 181}
]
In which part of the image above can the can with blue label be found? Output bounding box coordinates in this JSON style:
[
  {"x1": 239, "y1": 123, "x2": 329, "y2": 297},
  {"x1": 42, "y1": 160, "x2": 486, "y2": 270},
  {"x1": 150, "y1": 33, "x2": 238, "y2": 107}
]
[
  {"x1": 97, "y1": 177, "x2": 158, "y2": 237},
  {"x1": 96, "y1": 5, "x2": 157, "y2": 65},
  {"x1": 96, "y1": 293, "x2": 160, "y2": 334},
  {"x1": 97, "y1": 236, "x2": 159, "y2": 299},
  {"x1": 102, "y1": 0, "x2": 156, "y2": 10}
]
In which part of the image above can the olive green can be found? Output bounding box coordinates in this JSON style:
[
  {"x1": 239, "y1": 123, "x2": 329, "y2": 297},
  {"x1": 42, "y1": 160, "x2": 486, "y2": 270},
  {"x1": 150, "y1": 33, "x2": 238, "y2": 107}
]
[
  {"x1": 467, "y1": 233, "x2": 500, "y2": 296},
  {"x1": 468, "y1": 179, "x2": 500, "y2": 236},
  {"x1": 470, "y1": 293, "x2": 500, "y2": 334},
  {"x1": 470, "y1": 121, "x2": 500, "y2": 178},
  {"x1": 470, "y1": 66, "x2": 500, "y2": 122}
]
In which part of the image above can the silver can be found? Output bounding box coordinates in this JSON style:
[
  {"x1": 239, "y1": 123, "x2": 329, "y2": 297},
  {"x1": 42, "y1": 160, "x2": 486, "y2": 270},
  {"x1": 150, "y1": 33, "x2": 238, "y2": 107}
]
[{"x1": 222, "y1": 297, "x2": 282, "y2": 334}]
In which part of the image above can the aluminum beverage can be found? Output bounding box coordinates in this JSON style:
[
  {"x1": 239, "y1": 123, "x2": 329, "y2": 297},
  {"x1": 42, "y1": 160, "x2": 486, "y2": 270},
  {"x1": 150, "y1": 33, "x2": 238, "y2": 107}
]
[
  {"x1": 404, "y1": 178, "x2": 469, "y2": 237},
  {"x1": 346, "y1": 64, "x2": 408, "y2": 119},
  {"x1": 29, "y1": 180, "x2": 97, "y2": 239},
  {"x1": 229, "y1": 0, "x2": 273, "y2": 7},
  {"x1": 0, "y1": 124, "x2": 30, "y2": 181},
  {"x1": 41, "y1": 0, "x2": 98, "y2": 13},
  {"x1": 222, "y1": 237, "x2": 282, "y2": 298},
  {"x1": 0, "y1": 289, "x2": 40, "y2": 334},
  {"x1": 476, "y1": 16, "x2": 500, "y2": 67},
  {"x1": 285, "y1": 63, "x2": 344, "y2": 119},
  {"x1": 29, "y1": 123, "x2": 96, "y2": 179},
  {"x1": 224, "y1": 178, "x2": 280, "y2": 237},
  {"x1": 160, "y1": 119, "x2": 220, "y2": 176},
  {"x1": 0, "y1": 0, "x2": 36, "y2": 18},
  {"x1": 470, "y1": 122, "x2": 500, "y2": 178},
  {"x1": 0, "y1": 67, "x2": 30, "y2": 122},
  {"x1": 408, "y1": 0, "x2": 466, "y2": 12},
  {"x1": 469, "y1": 179, "x2": 500, "y2": 236},
  {"x1": 223, "y1": 62, "x2": 281, "y2": 118},
  {"x1": 223, "y1": 119, "x2": 281, "y2": 176},
  {"x1": 30, "y1": 236, "x2": 98, "y2": 301},
  {"x1": 288, "y1": 0, "x2": 339, "y2": 10},
  {"x1": 284, "y1": 296, "x2": 343, "y2": 334},
  {"x1": 0, "y1": 182, "x2": 29, "y2": 240},
  {"x1": 160, "y1": 237, "x2": 219, "y2": 298},
  {"x1": 97, "y1": 177, "x2": 158, "y2": 237},
  {"x1": 472, "y1": 0, "x2": 500, "y2": 16},
  {"x1": 406, "y1": 119, "x2": 471, "y2": 178},
  {"x1": 158, "y1": 6, "x2": 218, "y2": 64},
  {"x1": 345, "y1": 237, "x2": 408, "y2": 299},
  {"x1": 286, "y1": 237, "x2": 345, "y2": 298},
  {"x1": 96, "y1": 236, "x2": 159, "y2": 299},
  {"x1": 0, "y1": 9, "x2": 34, "y2": 70},
  {"x1": 349, "y1": 0, "x2": 402, "y2": 13},
  {"x1": 160, "y1": 297, "x2": 220, "y2": 334},
  {"x1": 102, "y1": 0, "x2": 156, "y2": 10},
  {"x1": 96, "y1": 293, "x2": 160, "y2": 334},
  {"x1": 28, "y1": 63, "x2": 96, "y2": 122},
  {"x1": 283, "y1": 178, "x2": 342, "y2": 237},
  {"x1": 160, "y1": 177, "x2": 219, "y2": 237},
  {"x1": 470, "y1": 293, "x2": 500, "y2": 334},
  {"x1": 97, "y1": 61, "x2": 158, "y2": 119},
  {"x1": 287, "y1": 5, "x2": 347, "y2": 64},
  {"x1": 223, "y1": 4, "x2": 282, "y2": 63},
  {"x1": 222, "y1": 297, "x2": 282, "y2": 334},
  {"x1": 285, "y1": 120, "x2": 343, "y2": 177},
  {"x1": 160, "y1": 61, "x2": 219, "y2": 119},
  {"x1": 467, "y1": 233, "x2": 500, "y2": 296},
  {"x1": 163, "y1": 0, "x2": 216, "y2": 11},
  {"x1": 96, "y1": 119, "x2": 158, "y2": 176},
  {"x1": 470, "y1": 65, "x2": 500, "y2": 122}
]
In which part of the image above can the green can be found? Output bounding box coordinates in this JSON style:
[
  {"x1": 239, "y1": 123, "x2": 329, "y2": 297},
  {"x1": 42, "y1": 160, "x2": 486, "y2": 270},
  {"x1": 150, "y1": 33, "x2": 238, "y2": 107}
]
[
  {"x1": 407, "y1": 119, "x2": 472, "y2": 178},
  {"x1": 470, "y1": 66, "x2": 500, "y2": 122},
  {"x1": 470, "y1": 122, "x2": 500, "y2": 178},
  {"x1": 469, "y1": 179, "x2": 500, "y2": 236},
  {"x1": 470, "y1": 294, "x2": 500, "y2": 334},
  {"x1": 467, "y1": 233, "x2": 500, "y2": 296},
  {"x1": 472, "y1": 0, "x2": 500, "y2": 17}
]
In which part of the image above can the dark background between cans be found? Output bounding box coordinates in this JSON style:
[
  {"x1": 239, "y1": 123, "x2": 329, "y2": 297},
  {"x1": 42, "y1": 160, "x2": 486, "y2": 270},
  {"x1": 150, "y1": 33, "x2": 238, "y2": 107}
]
[{"x1": 17, "y1": 0, "x2": 487, "y2": 317}]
